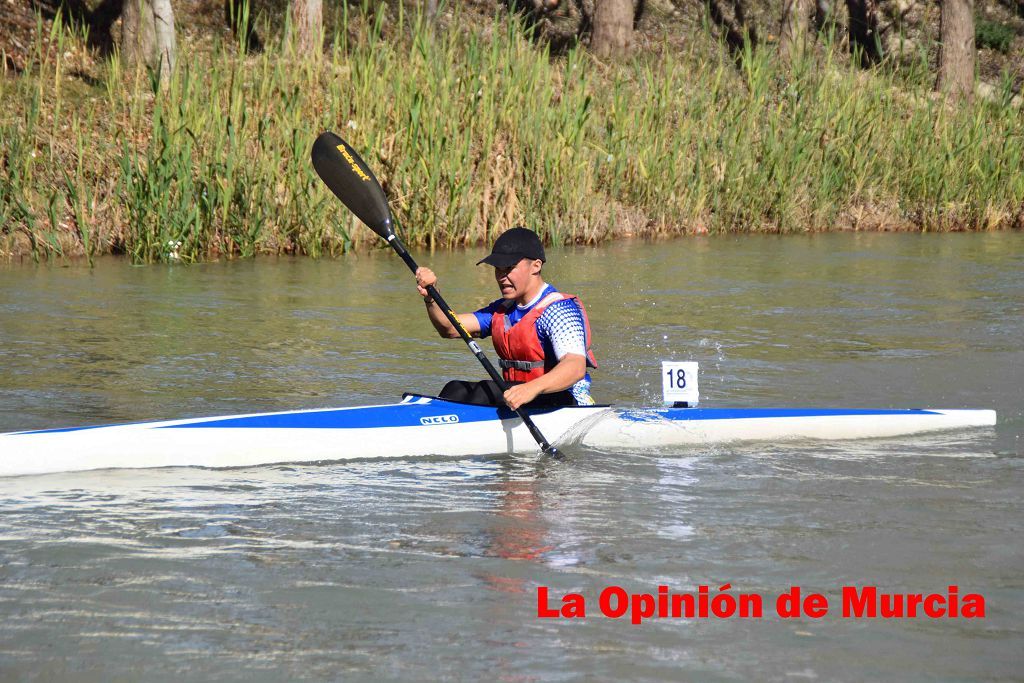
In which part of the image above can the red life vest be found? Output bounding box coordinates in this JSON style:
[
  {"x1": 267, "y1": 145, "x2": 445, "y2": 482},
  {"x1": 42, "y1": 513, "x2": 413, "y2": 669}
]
[{"x1": 491, "y1": 290, "x2": 597, "y2": 383}]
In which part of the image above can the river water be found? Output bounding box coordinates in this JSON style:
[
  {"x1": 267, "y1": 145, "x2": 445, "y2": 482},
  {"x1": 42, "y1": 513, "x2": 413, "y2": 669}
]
[{"x1": 0, "y1": 233, "x2": 1021, "y2": 681}]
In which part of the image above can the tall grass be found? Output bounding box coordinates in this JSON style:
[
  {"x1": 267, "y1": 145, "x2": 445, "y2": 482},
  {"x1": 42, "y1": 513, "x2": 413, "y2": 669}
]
[{"x1": 1, "y1": 6, "x2": 1022, "y2": 263}]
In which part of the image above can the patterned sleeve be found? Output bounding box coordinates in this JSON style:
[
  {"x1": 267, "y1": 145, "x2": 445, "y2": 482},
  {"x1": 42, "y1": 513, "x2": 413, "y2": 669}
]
[
  {"x1": 536, "y1": 298, "x2": 588, "y2": 360},
  {"x1": 472, "y1": 299, "x2": 504, "y2": 338}
]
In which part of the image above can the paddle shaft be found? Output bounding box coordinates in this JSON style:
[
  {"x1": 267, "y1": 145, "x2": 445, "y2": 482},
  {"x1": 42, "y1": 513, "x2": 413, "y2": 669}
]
[{"x1": 385, "y1": 234, "x2": 559, "y2": 455}]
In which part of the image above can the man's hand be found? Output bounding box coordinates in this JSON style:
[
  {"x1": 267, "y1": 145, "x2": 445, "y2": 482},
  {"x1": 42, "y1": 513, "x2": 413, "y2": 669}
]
[
  {"x1": 415, "y1": 267, "x2": 437, "y2": 300},
  {"x1": 502, "y1": 355, "x2": 585, "y2": 410},
  {"x1": 503, "y1": 382, "x2": 543, "y2": 411},
  {"x1": 415, "y1": 267, "x2": 481, "y2": 339}
]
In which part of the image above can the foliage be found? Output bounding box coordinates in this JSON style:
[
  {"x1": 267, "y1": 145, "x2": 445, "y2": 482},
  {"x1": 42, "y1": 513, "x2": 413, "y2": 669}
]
[
  {"x1": 975, "y1": 17, "x2": 1016, "y2": 54},
  {"x1": 1, "y1": 6, "x2": 1023, "y2": 263}
]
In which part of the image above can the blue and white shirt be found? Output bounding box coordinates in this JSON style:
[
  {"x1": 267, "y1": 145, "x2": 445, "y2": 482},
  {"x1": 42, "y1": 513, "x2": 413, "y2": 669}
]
[{"x1": 473, "y1": 284, "x2": 594, "y2": 405}]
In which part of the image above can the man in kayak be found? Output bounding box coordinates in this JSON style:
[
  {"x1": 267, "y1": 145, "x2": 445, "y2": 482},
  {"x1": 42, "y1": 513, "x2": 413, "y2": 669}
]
[{"x1": 415, "y1": 226, "x2": 596, "y2": 410}]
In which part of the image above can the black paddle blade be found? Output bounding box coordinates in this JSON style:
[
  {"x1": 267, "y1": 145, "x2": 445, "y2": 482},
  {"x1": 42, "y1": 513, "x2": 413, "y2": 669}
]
[{"x1": 311, "y1": 131, "x2": 393, "y2": 238}]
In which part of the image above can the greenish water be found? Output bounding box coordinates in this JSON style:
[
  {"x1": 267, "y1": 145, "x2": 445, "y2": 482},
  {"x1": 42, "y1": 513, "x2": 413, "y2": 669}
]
[{"x1": 0, "y1": 232, "x2": 1021, "y2": 680}]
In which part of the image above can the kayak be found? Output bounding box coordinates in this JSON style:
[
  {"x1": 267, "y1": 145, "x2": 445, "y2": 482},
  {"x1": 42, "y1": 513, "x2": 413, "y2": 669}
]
[{"x1": 0, "y1": 394, "x2": 996, "y2": 477}]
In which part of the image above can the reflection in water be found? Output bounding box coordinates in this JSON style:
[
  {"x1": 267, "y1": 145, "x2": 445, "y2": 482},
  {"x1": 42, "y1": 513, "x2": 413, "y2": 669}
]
[
  {"x1": 478, "y1": 456, "x2": 582, "y2": 598},
  {"x1": 654, "y1": 457, "x2": 699, "y2": 542},
  {"x1": 480, "y1": 472, "x2": 552, "y2": 595}
]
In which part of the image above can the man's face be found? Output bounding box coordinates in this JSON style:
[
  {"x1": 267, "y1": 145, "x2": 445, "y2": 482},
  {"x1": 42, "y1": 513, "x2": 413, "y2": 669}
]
[{"x1": 494, "y1": 258, "x2": 541, "y2": 300}]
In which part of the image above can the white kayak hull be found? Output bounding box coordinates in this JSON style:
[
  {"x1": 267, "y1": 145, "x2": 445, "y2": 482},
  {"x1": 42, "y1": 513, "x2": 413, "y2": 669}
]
[
  {"x1": 0, "y1": 395, "x2": 997, "y2": 477},
  {"x1": 586, "y1": 406, "x2": 998, "y2": 449}
]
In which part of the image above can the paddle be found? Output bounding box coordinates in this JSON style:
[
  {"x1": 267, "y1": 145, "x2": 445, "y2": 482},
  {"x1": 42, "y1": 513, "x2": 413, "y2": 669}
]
[{"x1": 310, "y1": 130, "x2": 561, "y2": 457}]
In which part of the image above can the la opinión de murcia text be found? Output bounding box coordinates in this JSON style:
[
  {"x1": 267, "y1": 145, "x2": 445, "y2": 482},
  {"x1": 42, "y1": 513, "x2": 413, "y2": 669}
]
[{"x1": 537, "y1": 584, "x2": 985, "y2": 624}]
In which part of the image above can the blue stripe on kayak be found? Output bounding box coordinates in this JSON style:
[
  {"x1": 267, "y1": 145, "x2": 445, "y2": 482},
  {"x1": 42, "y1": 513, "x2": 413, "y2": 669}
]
[
  {"x1": 160, "y1": 405, "x2": 497, "y2": 429},
  {"x1": 12, "y1": 401, "x2": 943, "y2": 433},
  {"x1": 616, "y1": 407, "x2": 941, "y2": 422},
  {"x1": 153, "y1": 406, "x2": 946, "y2": 428},
  {"x1": 9, "y1": 397, "x2": 568, "y2": 434},
  {"x1": 13, "y1": 424, "x2": 108, "y2": 435},
  {"x1": 158, "y1": 398, "x2": 567, "y2": 430}
]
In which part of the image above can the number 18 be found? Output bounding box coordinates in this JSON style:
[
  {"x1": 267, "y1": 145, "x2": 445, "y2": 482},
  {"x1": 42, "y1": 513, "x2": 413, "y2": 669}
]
[{"x1": 666, "y1": 368, "x2": 687, "y2": 389}]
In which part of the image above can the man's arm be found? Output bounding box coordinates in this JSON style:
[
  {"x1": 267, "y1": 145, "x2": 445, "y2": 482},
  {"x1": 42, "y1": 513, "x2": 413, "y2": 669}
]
[
  {"x1": 415, "y1": 267, "x2": 482, "y2": 339},
  {"x1": 503, "y1": 353, "x2": 586, "y2": 410}
]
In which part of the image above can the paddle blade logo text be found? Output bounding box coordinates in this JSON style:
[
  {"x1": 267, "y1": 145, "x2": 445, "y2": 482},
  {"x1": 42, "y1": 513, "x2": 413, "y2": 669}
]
[
  {"x1": 336, "y1": 144, "x2": 371, "y2": 181},
  {"x1": 420, "y1": 415, "x2": 459, "y2": 426}
]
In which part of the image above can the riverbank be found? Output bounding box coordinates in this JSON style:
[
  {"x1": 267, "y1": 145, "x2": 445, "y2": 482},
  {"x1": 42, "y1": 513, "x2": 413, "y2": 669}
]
[{"x1": 2, "y1": 4, "x2": 1023, "y2": 263}]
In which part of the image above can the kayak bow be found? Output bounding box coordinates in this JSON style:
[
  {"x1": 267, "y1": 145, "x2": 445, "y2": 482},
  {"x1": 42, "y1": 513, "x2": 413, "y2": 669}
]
[{"x1": 0, "y1": 395, "x2": 996, "y2": 477}]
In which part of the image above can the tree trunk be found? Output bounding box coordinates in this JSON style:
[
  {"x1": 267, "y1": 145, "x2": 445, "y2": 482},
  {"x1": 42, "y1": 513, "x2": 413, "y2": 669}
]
[
  {"x1": 936, "y1": 0, "x2": 975, "y2": 101},
  {"x1": 591, "y1": 0, "x2": 633, "y2": 57},
  {"x1": 779, "y1": 0, "x2": 812, "y2": 62},
  {"x1": 151, "y1": 0, "x2": 176, "y2": 80},
  {"x1": 703, "y1": 0, "x2": 757, "y2": 61},
  {"x1": 121, "y1": 0, "x2": 156, "y2": 70},
  {"x1": 845, "y1": 0, "x2": 883, "y2": 66},
  {"x1": 291, "y1": 0, "x2": 323, "y2": 54},
  {"x1": 90, "y1": 0, "x2": 125, "y2": 55}
]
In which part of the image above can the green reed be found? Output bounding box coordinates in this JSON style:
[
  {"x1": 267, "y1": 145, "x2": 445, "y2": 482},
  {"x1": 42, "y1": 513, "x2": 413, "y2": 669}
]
[{"x1": 2, "y1": 4, "x2": 1022, "y2": 263}]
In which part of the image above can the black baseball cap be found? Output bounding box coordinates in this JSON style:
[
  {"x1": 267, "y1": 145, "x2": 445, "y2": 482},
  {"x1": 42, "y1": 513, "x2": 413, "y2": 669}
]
[{"x1": 476, "y1": 227, "x2": 546, "y2": 267}]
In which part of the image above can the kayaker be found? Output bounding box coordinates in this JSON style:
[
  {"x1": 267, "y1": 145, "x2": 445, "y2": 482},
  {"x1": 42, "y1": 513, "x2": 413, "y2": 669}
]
[{"x1": 415, "y1": 226, "x2": 597, "y2": 410}]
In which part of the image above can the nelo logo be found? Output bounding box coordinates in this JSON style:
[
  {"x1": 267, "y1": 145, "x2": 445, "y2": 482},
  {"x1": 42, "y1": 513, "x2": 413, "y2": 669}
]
[{"x1": 420, "y1": 415, "x2": 459, "y2": 426}]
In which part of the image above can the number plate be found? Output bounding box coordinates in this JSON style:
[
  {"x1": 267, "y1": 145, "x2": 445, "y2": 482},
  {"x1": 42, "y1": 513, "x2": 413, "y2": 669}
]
[{"x1": 661, "y1": 361, "x2": 699, "y2": 406}]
